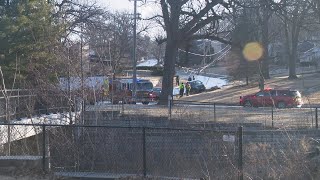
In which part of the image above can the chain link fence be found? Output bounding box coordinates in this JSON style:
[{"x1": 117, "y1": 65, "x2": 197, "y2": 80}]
[
  {"x1": 1, "y1": 123, "x2": 320, "y2": 179},
  {"x1": 2, "y1": 90, "x2": 319, "y2": 130},
  {"x1": 2, "y1": 92, "x2": 320, "y2": 179},
  {"x1": 0, "y1": 124, "x2": 238, "y2": 179},
  {"x1": 171, "y1": 100, "x2": 319, "y2": 129}
]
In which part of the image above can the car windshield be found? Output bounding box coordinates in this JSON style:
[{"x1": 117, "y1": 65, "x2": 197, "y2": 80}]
[
  {"x1": 290, "y1": 91, "x2": 301, "y2": 98},
  {"x1": 192, "y1": 80, "x2": 203, "y2": 86},
  {"x1": 153, "y1": 87, "x2": 161, "y2": 92}
]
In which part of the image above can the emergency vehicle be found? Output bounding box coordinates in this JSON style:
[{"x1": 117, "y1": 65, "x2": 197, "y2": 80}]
[{"x1": 104, "y1": 78, "x2": 157, "y2": 104}]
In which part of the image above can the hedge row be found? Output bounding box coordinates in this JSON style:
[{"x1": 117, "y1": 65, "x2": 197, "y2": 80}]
[{"x1": 137, "y1": 66, "x2": 164, "y2": 76}]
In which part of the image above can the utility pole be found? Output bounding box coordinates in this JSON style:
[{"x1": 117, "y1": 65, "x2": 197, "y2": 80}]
[
  {"x1": 130, "y1": 0, "x2": 141, "y2": 102},
  {"x1": 80, "y1": 18, "x2": 84, "y2": 125},
  {"x1": 67, "y1": 48, "x2": 72, "y2": 124},
  {"x1": 109, "y1": 39, "x2": 114, "y2": 119}
]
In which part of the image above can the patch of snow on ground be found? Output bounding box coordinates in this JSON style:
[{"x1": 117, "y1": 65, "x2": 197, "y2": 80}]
[
  {"x1": 0, "y1": 113, "x2": 76, "y2": 145},
  {"x1": 172, "y1": 75, "x2": 228, "y2": 95},
  {"x1": 194, "y1": 75, "x2": 227, "y2": 89},
  {"x1": 179, "y1": 75, "x2": 227, "y2": 88},
  {"x1": 133, "y1": 59, "x2": 229, "y2": 95},
  {"x1": 137, "y1": 59, "x2": 158, "y2": 67}
]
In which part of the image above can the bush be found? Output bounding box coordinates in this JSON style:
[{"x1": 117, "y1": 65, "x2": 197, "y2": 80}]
[
  {"x1": 137, "y1": 66, "x2": 164, "y2": 76},
  {"x1": 151, "y1": 67, "x2": 163, "y2": 76}
]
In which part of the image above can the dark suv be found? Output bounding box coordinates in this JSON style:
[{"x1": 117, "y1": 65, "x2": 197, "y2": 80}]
[
  {"x1": 240, "y1": 89, "x2": 303, "y2": 108},
  {"x1": 189, "y1": 80, "x2": 206, "y2": 94}
]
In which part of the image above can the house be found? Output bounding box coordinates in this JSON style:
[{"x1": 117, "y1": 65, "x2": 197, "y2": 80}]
[{"x1": 299, "y1": 47, "x2": 320, "y2": 66}]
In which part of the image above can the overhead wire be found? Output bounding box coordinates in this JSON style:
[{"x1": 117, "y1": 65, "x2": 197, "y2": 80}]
[{"x1": 178, "y1": 44, "x2": 231, "y2": 57}]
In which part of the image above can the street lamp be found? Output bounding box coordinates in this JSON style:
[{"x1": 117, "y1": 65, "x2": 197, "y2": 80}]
[{"x1": 130, "y1": 0, "x2": 142, "y2": 102}]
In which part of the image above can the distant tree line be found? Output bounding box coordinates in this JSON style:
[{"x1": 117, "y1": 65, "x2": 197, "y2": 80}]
[{"x1": 0, "y1": 0, "x2": 162, "y2": 122}]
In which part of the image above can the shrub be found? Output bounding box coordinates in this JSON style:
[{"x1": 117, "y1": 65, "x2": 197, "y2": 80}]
[{"x1": 137, "y1": 66, "x2": 164, "y2": 76}]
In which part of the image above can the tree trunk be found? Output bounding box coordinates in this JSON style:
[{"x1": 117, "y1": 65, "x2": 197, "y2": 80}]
[
  {"x1": 260, "y1": 0, "x2": 270, "y2": 79},
  {"x1": 288, "y1": 46, "x2": 298, "y2": 79},
  {"x1": 284, "y1": 7, "x2": 297, "y2": 79},
  {"x1": 288, "y1": 24, "x2": 299, "y2": 79},
  {"x1": 261, "y1": 21, "x2": 270, "y2": 79},
  {"x1": 159, "y1": 38, "x2": 178, "y2": 105}
]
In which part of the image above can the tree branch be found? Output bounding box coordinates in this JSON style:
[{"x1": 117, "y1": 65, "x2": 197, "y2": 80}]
[
  {"x1": 185, "y1": 15, "x2": 222, "y2": 37},
  {"x1": 181, "y1": 1, "x2": 220, "y2": 33},
  {"x1": 160, "y1": 0, "x2": 170, "y2": 32}
]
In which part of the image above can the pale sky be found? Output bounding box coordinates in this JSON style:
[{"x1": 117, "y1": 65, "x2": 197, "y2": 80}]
[
  {"x1": 96, "y1": 0, "x2": 163, "y2": 37},
  {"x1": 97, "y1": 0, "x2": 137, "y2": 11},
  {"x1": 96, "y1": 0, "x2": 158, "y2": 18}
]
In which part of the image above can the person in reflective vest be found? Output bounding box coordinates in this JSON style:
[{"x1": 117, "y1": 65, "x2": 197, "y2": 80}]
[
  {"x1": 179, "y1": 82, "x2": 184, "y2": 97},
  {"x1": 185, "y1": 82, "x2": 191, "y2": 96}
]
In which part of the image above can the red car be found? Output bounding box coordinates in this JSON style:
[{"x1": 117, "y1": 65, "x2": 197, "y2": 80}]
[
  {"x1": 240, "y1": 88, "x2": 303, "y2": 108},
  {"x1": 149, "y1": 87, "x2": 161, "y2": 101}
]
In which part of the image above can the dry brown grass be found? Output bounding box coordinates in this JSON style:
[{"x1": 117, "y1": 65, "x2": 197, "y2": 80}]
[
  {"x1": 182, "y1": 72, "x2": 320, "y2": 105},
  {"x1": 244, "y1": 136, "x2": 320, "y2": 180}
]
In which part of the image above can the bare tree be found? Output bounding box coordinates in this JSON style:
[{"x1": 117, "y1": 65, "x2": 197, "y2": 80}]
[
  {"x1": 153, "y1": 0, "x2": 232, "y2": 104},
  {"x1": 279, "y1": 0, "x2": 311, "y2": 79}
]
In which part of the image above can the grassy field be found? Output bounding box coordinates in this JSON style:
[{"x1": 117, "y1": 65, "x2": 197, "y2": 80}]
[{"x1": 182, "y1": 72, "x2": 320, "y2": 105}]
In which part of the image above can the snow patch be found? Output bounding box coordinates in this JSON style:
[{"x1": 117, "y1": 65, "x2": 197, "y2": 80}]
[{"x1": 137, "y1": 59, "x2": 158, "y2": 67}]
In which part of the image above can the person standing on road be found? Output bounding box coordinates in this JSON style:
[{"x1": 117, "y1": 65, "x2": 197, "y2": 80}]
[
  {"x1": 186, "y1": 82, "x2": 191, "y2": 96},
  {"x1": 179, "y1": 82, "x2": 184, "y2": 97},
  {"x1": 176, "y1": 75, "x2": 180, "y2": 86}
]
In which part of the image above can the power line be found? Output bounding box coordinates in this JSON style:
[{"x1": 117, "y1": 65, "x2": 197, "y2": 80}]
[
  {"x1": 198, "y1": 46, "x2": 231, "y2": 73},
  {"x1": 178, "y1": 45, "x2": 231, "y2": 57},
  {"x1": 178, "y1": 46, "x2": 231, "y2": 75}
]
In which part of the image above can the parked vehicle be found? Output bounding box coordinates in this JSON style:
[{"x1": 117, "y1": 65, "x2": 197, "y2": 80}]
[
  {"x1": 104, "y1": 78, "x2": 156, "y2": 104},
  {"x1": 240, "y1": 88, "x2": 303, "y2": 108},
  {"x1": 150, "y1": 87, "x2": 162, "y2": 100},
  {"x1": 189, "y1": 80, "x2": 206, "y2": 94}
]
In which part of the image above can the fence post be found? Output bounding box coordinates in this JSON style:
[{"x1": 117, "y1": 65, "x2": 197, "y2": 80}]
[
  {"x1": 142, "y1": 127, "x2": 147, "y2": 177},
  {"x1": 238, "y1": 126, "x2": 243, "y2": 180},
  {"x1": 168, "y1": 95, "x2": 172, "y2": 120},
  {"x1": 42, "y1": 124, "x2": 46, "y2": 173},
  {"x1": 213, "y1": 103, "x2": 216, "y2": 122},
  {"x1": 271, "y1": 107, "x2": 274, "y2": 128},
  {"x1": 316, "y1": 108, "x2": 318, "y2": 129},
  {"x1": 121, "y1": 98, "x2": 124, "y2": 116}
]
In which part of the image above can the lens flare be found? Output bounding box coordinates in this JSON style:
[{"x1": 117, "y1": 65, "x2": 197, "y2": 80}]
[{"x1": 242, "y1": 42, "x2": 264, "y2": 61}]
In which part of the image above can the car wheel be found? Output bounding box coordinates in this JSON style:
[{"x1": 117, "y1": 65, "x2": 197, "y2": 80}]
[
  {"x1": 142, "y1": 101, "x2": 149, "y2": 105},
  {"x1": 244, "y1": 100, "x2": 252, "y2": 107},
  {"x1": 277, "y1": 102, "x2": 286, "y2": 108}
]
